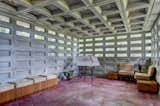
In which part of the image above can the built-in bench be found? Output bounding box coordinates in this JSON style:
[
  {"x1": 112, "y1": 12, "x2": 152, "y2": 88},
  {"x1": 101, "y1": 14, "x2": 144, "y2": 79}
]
[
  {"x1": 0, "y1": 74, "x2": 59, "y2": 104},
  {"x1": 0, "y1": 83, "x2": 15, "y2": 104}
]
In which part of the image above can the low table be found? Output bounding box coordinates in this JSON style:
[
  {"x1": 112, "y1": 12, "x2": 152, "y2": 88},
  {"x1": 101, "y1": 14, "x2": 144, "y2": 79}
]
[
  {"x1": 106, "y1": 72, "x2": 119, "y2": 80},
  {"x1": 137, "y1": 80, "x2": 159, "y2": 93}
]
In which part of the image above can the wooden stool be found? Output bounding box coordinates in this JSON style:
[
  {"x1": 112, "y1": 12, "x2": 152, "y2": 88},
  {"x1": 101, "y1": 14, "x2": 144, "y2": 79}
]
[
  {"x1": 137, "y1": 80, "x2": 159, "y2": 93},
  {"x1": 106, "y1": 72, "x2": 119, "y2": 80}
]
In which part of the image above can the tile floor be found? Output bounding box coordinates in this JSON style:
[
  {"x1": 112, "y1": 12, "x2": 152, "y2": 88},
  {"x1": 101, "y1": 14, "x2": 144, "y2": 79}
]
[{"x1": 3, "y1": 77, "x2": 160, "y2": 106}]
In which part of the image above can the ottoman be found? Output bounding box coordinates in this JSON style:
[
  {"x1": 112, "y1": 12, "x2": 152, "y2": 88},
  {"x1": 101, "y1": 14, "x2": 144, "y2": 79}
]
[
  {"x1": 106, "y1": 72, "x2": 119, "y2": 80},
  {"x1": 137, "y1": 80, "x2": 159, "y2": 93}
]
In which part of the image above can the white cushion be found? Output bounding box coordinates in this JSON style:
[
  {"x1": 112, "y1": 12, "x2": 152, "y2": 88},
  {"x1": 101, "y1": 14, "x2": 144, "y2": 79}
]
[
  {"x1": 46, "y1": 74, "x2": 57, "y2": 80},
  {"x1": 26, "y1": 76, "x2": 46, "y2": 83},
  {"x1": 0, "y1": 83, "x2": 14, "y2": 93},
  {"x1": 12, "y1": 79, "x2": 34, "y2": 88},
  {"x1": 39, "y1": 74, "x2": 57, "y2": 80}
]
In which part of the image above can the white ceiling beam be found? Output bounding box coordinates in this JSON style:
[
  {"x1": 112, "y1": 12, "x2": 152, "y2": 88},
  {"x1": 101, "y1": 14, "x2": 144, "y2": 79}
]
[
  {"x1": 143, "y1": 0, "x2": 156, "y2": 31},
  {"x1": 102, "y1": 10, "x2": 119, "y2": 16},
  {"x1": 127, "y1": 2, "x2": 149, "y2": 11},
  {"x1": 115, "y1": 0, "x2": 130, "y2": 32}
]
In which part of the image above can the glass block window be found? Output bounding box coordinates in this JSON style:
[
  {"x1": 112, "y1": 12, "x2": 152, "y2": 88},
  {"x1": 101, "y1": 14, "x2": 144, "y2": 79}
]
[
  {"x1": 145, "y1": 39, "x2": 151, "y2": 44},
  {"x1": 117, "y1": 41, "x2": 127, "y2": 45},
  {"x1": 117, "y1": 35, "x2": 127, "y2": 39},
  {"x1": 0, "y1": 26, "x2": 10, "y2": 34},
  {"x1": 79, "y1": 44, "x2": 84, "y2": 47},
  {"x1": 73, "y1": 38, "x2": 77, "y2": 41},
  {"x1": 16, "y1": 20, "x2": 30, "y2": 28},
  {"x1": 16, "y1": 31, "x2": 30, "y2": 37},
  {"x1": 34, "y1": 34, "x2": 45, "y2": 40},
  {"x1": 79, "y1": 39, "x2": 84, "y2": 42},
  {"x1": 67, "y1": 42, "x2": 72, "y2": 45},
  {"x1": 95, "y1": 43, "x2": 103, "y2": 46},
  {"x1": 105, "y1": 42, "x2": 115, "y2": 46},
  {"x1": 58, "y1": 53, "x2": 64, "y2": 56},
  {"x1": 130, "y1": 34, "x2": 142, "y2": 38},
  {"x1": 130, "y1": 53, "x2": 142, "y2": 57},
  {"x1": 130, "y1": 47, "x2": 142, "y2": 50},
  {"x1": 95, "y1": 48, "x2": 103, "y2": 51},
  {"x1": 48, "y1": 37, "x2": 56, "y2": 42},
  {"x1": 105, "y1": 48, "x2": 115, "y2": 51},
  {"x1": 67, "y1": 48, "x2": 72, "y2": 51},
  {"x1": 86, "y1": 38, "x2": 93, "y2": 42},
  {"x1": 95, "y1": 54, "x2": 103, "y2": 57},
  {"x1": 105, "y1": 53, "x2": 115, "y2": 57},
  {"x1": 58, "y1": 40, "x2": 64, "y2": 44},
  {"x1": 145, "y1": 46, "x2": 151, "y2": 50},
  {"x1": 117, "y1": 53, "x2": 127, "y2": 57},
  {"x1": 146, "y1": 53, "x2": 151, "y2": 57},
  {"x1": 130, "y1": 40, "x2": 142, "y2": 44},
  {"x1": 79, "y1": 49, "x2": 83, "y2": 52},
  {"x1": 73, "y1": 43, "x2": 77, "y2": 46},
  {"x1": 117, "y1": 47, "x2": 127, "y2": 51},
  {"x1": 0, "y1": 15, "x2": 10, "y2": 22},
  {"x1": 145, "y1": 33, "x2": 151, "y2": 37},
  {"x1": 85, "y1": 53, "x2": 93, "y2": 56},
  {"x1": 105, "y1": 36, "x2": 114, "y2": 40},
  {"x1": 59, "y1": 33, "x2": 64, "y2": 37},
  {"x1": 86, "y1": 43, "x2": 93, "y2": 47},
  {"x1": 85, "y1": 48, "x2": 93, "y2": 52},
  {"x1": 48, "y1": 53, "x2": 56, "y2": 56},
  {"x1": 48, "y1": 30, "x2": 56, "y2": 35},
  {"x1": 66, "y1": 36, "x2": 71, "y2": 40},
  {"x1": 35, "y1": 26, "x2": 45, "y2": 32},
  {"x1": 67, "y1": 54, "x2": 72, "y2": 56},
  {"x1": 95, "y1": 37, "x2": 103, "y2": 41},
  {"x1": 58, "y1": 46, "x2": 64, "y2": 50},
  {"x1": 48, "y1": 45, "x2": 56, "y2": 49}
]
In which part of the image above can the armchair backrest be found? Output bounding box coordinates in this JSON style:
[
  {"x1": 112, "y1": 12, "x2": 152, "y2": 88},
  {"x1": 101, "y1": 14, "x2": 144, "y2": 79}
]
[
  {"x1": 125, "y1": 64, "x2": 134, "y2": 71},
  {"x1": 119, "y1": 64, "x2": 125, "y2": 70},
  {"x1": 147, "y1": 65, "x2": 156, "y2": 79},
  {"x1": 119, "y1": 64, "x2": 134, "y2": 71}
]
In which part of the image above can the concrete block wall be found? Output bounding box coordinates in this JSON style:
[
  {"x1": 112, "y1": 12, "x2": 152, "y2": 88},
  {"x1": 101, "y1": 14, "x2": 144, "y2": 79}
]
[
  {"x1": 0, "y1": 14, "x2": 78, "y2": 82},
  {"x1": 151, "y1": 15, "x2": 160, "y2": 83}
]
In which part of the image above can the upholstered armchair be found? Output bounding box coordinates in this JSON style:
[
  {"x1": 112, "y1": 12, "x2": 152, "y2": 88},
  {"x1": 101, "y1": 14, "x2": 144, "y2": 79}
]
[
  {"x1": 118, "y1": 64, "x2": 135, "y2": 80},
  {"x1": 134, "y1": 65, "x2": 156, "y2": 81}
]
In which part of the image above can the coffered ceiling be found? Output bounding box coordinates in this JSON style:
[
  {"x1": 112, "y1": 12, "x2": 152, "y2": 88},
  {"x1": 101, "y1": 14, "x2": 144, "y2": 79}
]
[{"x1": 0, "y1": 0, "x2": 159, "y2": 37}]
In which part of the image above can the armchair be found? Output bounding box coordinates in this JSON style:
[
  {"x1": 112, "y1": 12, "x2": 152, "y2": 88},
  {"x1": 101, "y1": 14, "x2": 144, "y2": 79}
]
[
  {"x1": 134, "y1": 65, "x2": 156, "y2": 81},
  {"x1": 118, "y1": 64, "x2": 135, "y2": 80}
]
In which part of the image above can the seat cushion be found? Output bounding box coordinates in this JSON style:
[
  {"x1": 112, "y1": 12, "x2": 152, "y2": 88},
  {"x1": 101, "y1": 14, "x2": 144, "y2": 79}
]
[
  {"x1": 137, "y1": 80, "x2": 157, "y2": 85},
  {"x1": 135, "y1": 72, "x2": 149, "y2": 77},
  {"x1": 46, "y1": 74, "x2": 57, "y2": 80},
  {"x1": 0, "y1": 83, "x2": 14, "y2": 93},
  {"x1": 119, "y1": 70, "x2": 134, "y2": 76},
  {"x1": 39, "y1": 74, "x2": 57, "y2": 80},
  {"x1": 26, "y1": 76, "x2": 46, "y2": 83},
  {"x1": 134, "y1": 72, "x2": 150, "y2": 80},
  {"x1": 11, "y1": 79, "x2": 34, "y2": 88}
]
